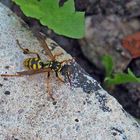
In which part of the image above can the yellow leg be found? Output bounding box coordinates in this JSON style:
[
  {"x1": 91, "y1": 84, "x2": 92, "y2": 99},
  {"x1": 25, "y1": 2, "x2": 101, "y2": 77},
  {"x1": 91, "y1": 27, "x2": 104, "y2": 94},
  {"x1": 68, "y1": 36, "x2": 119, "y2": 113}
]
[
  {"x1": 56, "y1": 72, "x2": 64, "y2": 83},
  {"x1": 46, "y1": 72, "x2": 55, "y2": 101}
]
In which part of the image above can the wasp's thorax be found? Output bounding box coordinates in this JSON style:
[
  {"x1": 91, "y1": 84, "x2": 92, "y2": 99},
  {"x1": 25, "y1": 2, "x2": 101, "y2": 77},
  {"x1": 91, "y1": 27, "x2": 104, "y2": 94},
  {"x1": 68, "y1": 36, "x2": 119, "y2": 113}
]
[{"x1": 44, "y1": 61, "x2": 62, "y2": 72}]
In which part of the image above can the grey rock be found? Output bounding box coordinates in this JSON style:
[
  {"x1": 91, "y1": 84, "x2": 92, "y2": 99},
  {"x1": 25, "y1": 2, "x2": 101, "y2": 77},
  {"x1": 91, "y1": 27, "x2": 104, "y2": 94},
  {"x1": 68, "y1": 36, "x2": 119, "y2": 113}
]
[{"x1": 0, "y1": 2, "x2": 140, "y2": 140}]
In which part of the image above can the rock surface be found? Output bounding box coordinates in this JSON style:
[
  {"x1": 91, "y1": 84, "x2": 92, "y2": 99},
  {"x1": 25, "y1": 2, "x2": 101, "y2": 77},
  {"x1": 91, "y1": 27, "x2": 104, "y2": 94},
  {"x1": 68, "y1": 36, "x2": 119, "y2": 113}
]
[{"x1": 0, "y1": 2, "x2": 140, "y2": 140}]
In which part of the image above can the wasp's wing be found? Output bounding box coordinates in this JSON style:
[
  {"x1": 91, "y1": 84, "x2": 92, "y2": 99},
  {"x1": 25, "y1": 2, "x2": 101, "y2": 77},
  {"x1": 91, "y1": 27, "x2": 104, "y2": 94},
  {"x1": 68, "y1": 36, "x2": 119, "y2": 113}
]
[
  {"x1": 17, "y1": 68, "x2": 51, "y2": 75},
  {"x1": 1, "y1": 68, "x2": 51, "y2": 77},
  {"x1": 34, "y1": 31, "x2": 55, "y2": 60}
]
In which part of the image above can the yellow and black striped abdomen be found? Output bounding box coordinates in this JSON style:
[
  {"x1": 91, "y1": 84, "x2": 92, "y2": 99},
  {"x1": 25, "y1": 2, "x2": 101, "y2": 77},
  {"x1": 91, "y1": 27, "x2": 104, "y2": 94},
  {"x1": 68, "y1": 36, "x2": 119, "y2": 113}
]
[{"x1": 23, "y1": 58, "x2": 43, "y2": 70}]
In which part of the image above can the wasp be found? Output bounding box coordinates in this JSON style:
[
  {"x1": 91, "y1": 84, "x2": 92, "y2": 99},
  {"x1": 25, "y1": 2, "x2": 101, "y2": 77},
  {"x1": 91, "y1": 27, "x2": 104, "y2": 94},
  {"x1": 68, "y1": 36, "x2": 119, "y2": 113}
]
[{"x1": 1, "y1": 32, "x2": 72, "y2": 100}]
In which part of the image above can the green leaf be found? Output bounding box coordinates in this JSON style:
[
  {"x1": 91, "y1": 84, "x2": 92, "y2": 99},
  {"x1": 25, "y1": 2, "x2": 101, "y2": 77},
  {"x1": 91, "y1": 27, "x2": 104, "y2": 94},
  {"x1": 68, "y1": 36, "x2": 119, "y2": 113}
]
[
  {"x1": 105, "y1": 68, "x2": 140, "y2": 86},
  {"x1": 102, "y1": 55, "x2": 114, "y2": 77},
  {"x1": 13, "y1": 0, "x2": 85, "y2": 38}
]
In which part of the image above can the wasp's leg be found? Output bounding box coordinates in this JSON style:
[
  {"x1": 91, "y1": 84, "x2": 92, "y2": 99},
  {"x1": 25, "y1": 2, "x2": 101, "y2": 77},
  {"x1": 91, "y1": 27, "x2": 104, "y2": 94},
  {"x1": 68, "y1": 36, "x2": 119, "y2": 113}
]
[
  {"x1": 66, "y1": 66, "x2": 72, "y2": 87},
  {"x1": 56, "y1": 72, "x2": 64, "y2": 83},
  {"x1": 46, "y1": 72, "x2": 55, "y2": 101},
  {"x1": 16, "y1": 40, "x2": 41, "y2": 59},
  {"x1": 0, "y1": 74, "x2": 22, "y2": 77}
]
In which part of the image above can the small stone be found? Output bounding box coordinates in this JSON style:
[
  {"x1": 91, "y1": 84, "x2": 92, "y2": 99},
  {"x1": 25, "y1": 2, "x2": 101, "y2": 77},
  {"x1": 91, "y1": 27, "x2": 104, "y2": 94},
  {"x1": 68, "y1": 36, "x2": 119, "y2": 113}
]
[
  {"x1": 4, "y1": 66, "x2": 10, "y2": 69},
  {"x1": 75, "y1": 119, "x2": 79, "y2": 122},
  {"x1": 52, "y1": 101, "x2": 57, "y2": 105},
  {"x1": 3, "y1": 78, "x2": 8, "y2": 81},
  {"x1": 0, "y1": 83, "x2": 3, "y2": 87},
  {"x1": 4, "y1": 91, "x2": 10, "y2": 95}
]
